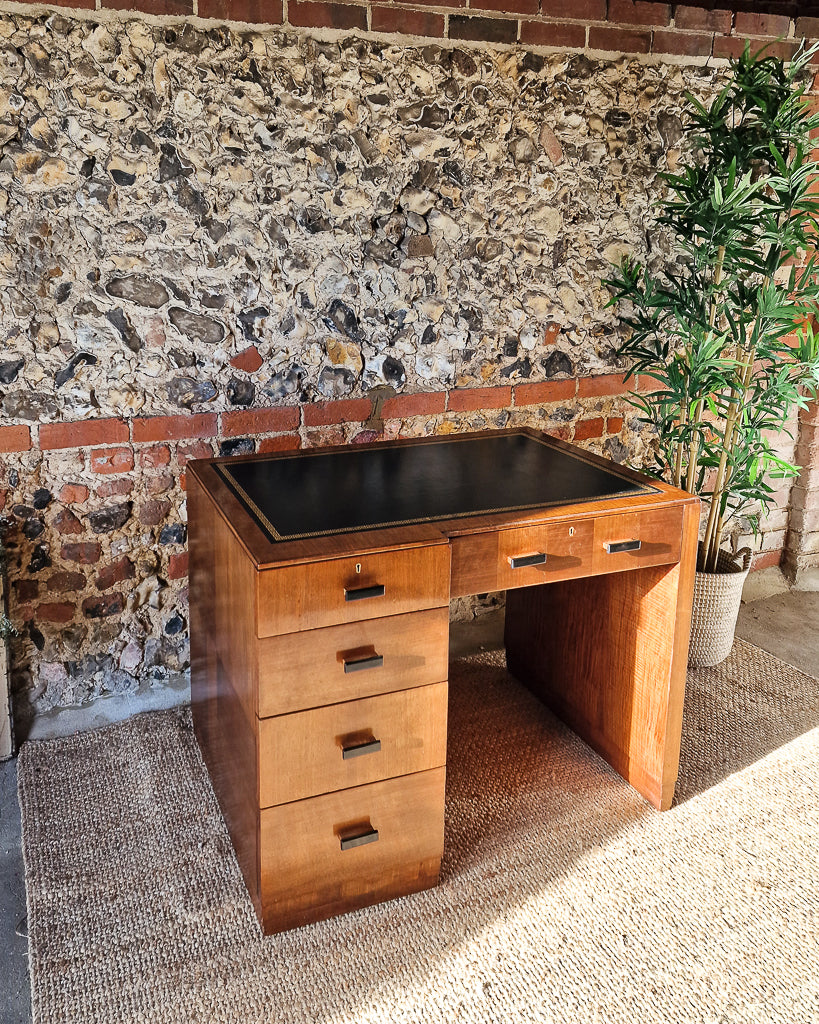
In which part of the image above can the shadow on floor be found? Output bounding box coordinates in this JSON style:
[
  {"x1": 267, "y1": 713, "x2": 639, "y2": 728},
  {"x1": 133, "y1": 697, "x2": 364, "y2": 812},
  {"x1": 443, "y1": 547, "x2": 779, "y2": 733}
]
[{"x1": 674, "y1": 637, "x2": 819, "y2": 804}]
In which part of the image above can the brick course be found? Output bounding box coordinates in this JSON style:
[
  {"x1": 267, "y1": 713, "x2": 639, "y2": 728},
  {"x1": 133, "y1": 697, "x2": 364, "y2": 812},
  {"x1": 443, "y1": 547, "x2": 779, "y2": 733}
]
[
  {"x1": 608, "y1": 0, "x2": 670, "y2": 27},
  {"x1": 674, "y1": 5, "x2": 732, "y2": 34},
  {"x1": 449, "y1": 15, "x2": 518, "y2": 43},
  {"x1": 221, "y1": 407, "x2": 300, "y2": 437},
  {"x1": 304, "y1": 398, "x2": 372, "y2": 427},
  {"x1": 514, "y1": 379, "x2": 576, "y2": 406},
  {"x1": 288, "y1": 1, "x2": 367, "y2": 30},
  {"x1": 103, "y1": 0, "x2": 192, "y2": 12},
  {"x1": 574, "y1": 417, "x2": 605, "y2": 440},
  {"x1": 577, "y1": 373, "x2": 632, "y2": 398},
  {"x1": 382, "y1": 391, "x2": 447, "y2": 419},
  {"x1": 447, "y1": 385, "x2": 513, "y2": 412},
  {"x1": 132, "y1": 414, "x2": 217, "y2": 443},
  {"x1": 520, "y1": 21, "x2": 587, "y2": 47},
  {"x1": 257, "y1": 435, "x2": 302, "y2": 453},
  {"x1": 40, "y1": 418, "x2": 128, "y2": 450},
  {"x1": 371, "y1": 6, "x2": 445, "y2": 36},
  {"x1": 198, "y1": 0, "x2": 281, "y2": 21},
  {"x1": 0, "y1": 0, "x2": 814, "y2": 78}
]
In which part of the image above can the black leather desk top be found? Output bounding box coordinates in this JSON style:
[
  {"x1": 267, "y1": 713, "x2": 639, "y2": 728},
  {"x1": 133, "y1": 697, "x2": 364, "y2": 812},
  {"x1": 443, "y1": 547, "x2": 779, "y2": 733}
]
[{"x1": 215, "y1": 432, "x2": 653, "y2": 542}]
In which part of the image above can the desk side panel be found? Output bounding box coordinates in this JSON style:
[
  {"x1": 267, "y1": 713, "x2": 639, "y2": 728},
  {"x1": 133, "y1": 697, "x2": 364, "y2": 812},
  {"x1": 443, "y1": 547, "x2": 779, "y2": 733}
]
[
  {"x1": 504, "y1": 499, "x2": 698, "y2": 810},
  {"x1": 189, "y1": 475, "x2": 262, "y2": 920}
]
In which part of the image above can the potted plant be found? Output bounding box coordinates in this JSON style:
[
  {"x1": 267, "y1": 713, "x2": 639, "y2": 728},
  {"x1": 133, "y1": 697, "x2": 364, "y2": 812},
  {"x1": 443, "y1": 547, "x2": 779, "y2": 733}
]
[{"x1": 605, "y1": 42, "x2": 819, "y2": 667}]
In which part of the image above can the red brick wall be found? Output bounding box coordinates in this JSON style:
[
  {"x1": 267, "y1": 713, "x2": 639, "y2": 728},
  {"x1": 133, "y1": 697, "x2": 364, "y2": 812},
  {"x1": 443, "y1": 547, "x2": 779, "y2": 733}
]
[
  {"x1": 5, "y1": 0, "x2": 819, "y2": 58},
  {"x1": 0, "y1": 376, "x2": 634, "y2": 617},
  {"x1": 784, "y1": 399, "x2": 819, "y2": 582}
]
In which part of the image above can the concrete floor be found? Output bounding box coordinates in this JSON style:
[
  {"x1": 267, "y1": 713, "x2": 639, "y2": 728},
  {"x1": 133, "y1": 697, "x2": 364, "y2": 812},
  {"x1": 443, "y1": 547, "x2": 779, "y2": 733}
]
[
  {"x1": 735, "y1": 577, "x2": 819, "y2": 679},
  {"x1": 1, "y1": 576, "x2": 818, "y2": 1023},
  {"x1": 1, "y1": 754, "x2": 29, "y2": 1024}
]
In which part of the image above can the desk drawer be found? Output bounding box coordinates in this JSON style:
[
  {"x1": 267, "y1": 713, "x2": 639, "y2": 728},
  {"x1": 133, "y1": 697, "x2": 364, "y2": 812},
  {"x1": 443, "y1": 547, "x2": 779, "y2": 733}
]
[
  {"x1": 592, "y1": 506, "x2": 683, "y2": 574},
  {"x1": 450, "y1": 519, "x2": 594, "y2": 596},
  {"x1": 257, "y1": 607, "x2": 449, "y2": 717},
  {"x1": 256, "y1": 543, "x2": 450, "y2": 637},
  {"x1": 259, "y1": 768, "x2": 445, "y2": 933},
  {"x1": 258, "y1": 681, "x2": 447, "y2": 807}
]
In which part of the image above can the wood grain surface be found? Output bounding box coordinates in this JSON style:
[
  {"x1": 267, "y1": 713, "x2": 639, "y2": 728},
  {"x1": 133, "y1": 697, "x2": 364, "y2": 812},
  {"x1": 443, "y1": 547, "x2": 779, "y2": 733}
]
[
  {"x1": 189, "y1": 475, "x2": 262, "y2": 920},
  {"x1": 259, "y1": 768, "x2": 446, "y2": 934},
  {"x1": 258, "y1": 681, "x2": 448, "y2": 807},
  {"x1": 189, "y1": 428, "x2": 699, "y2": 935},
  {"x1": 504, "y1": 498, "x2": 699, "y2": 810},
  {"x1": 256, "y1": 543, "x2": 451, "y2": 637},
  {"x1": 257, "y1": 607, "x2": 449, "y2": 717}
]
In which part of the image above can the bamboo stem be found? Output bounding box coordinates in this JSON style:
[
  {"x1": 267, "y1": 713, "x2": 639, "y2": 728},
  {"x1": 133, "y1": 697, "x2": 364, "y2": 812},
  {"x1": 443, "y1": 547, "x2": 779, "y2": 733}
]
[
  {"x1": 685, "y1": 245, "x2": 726, "y2": 496},
  {"x1": 702, "y1": 347, "x2": 756, "y2": 572},
  {"x1": 685, "y1": 398, "x2": 704, "y2": 492},
  {"x1": 673, "y1": 407, "x2": 686, "y2": 489}
]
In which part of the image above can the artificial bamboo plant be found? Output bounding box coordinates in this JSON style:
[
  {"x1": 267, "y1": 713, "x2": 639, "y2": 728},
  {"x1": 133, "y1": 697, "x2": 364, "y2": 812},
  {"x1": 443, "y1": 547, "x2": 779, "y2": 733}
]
[{"x1": 606, "y1": 43, "x2": 819, "y2": 574}]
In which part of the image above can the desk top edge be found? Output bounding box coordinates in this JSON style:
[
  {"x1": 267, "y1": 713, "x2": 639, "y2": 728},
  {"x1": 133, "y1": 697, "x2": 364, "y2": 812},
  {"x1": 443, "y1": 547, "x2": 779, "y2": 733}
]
[{"x1": 188, "y1": 428, "x2": 697, "y2": 570}]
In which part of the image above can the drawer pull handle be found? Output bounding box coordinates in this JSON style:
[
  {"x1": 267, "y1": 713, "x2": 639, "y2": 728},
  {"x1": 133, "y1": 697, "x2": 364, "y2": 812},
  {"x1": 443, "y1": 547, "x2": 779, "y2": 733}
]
[
  {"x1": 339, "y1": 827, "x2": 379, "y2": 851},
  {"x1": 342, "y1": 738, "x2": 382, "y2": 759},
  {"x1": 344, "y1": 584, "x2": 386, "y2": 602},
  {"x1": 605, "y1": 539, "x2": 642, "y2": 554},
  {"x1": 509, "y1": 552, "x2": 547, "y2": 569},
  {"x1": 343, "y1": 653, "x2": 384, "y2": 674}
]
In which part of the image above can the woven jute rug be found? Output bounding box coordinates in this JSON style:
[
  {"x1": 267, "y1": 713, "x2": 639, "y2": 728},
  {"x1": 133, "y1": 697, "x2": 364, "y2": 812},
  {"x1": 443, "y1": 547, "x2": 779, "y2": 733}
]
[{"x1": 18, "y1": 639, "x2": 819, "y2": 1024}]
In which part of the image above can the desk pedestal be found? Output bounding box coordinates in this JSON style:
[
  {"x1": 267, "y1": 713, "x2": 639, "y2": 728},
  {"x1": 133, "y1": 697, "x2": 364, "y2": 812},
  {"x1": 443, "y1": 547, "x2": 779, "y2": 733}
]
[{"x1": 505, "y1": 501, "x2": 698, "y2": 810}]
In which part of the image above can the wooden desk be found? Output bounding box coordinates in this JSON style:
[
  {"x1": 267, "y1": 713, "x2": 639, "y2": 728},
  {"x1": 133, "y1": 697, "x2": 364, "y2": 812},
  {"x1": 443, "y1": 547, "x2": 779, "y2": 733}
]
[{"x1": 188, "y1": 429, "x2": 698, "y2": 935}]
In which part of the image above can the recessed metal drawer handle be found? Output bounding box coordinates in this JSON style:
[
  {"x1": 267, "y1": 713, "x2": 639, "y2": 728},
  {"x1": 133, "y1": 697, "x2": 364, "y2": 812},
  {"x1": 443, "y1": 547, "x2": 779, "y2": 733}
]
[
  {"x1": 339, "y1": 827, "x2": 379, "y2": 851},
  {"x1": 605, "y1": 539, "x2": 642, "y2": 554},
  {"x1": 344, "y1": 584, "x2": 386, "y2": 602},
  {"x1": 342, "y1": 653, "x2": 384, "y2": 674},
  {"x1": 508, "y1": 552, "x2": 547, "y2": 569},
  {"x1": 341, "y1": 738, "x2": 382, "y2": 760}
]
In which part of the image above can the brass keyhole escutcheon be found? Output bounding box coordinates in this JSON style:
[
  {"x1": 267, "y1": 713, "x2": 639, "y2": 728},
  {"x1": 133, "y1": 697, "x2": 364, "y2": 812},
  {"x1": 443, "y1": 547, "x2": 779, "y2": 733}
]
[
  {"x1": 569, "y1": 527, "x2": 575, "y2": 537},
  {"x1": 355, "y1": 563, "x2": 362, "y2": 573}
]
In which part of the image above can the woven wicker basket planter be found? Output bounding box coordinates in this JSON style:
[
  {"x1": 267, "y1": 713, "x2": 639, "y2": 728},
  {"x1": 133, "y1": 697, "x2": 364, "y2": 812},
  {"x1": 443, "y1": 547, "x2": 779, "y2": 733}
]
[{"x1": 688, "y1": 547, "x2": 752, "y2": 669}]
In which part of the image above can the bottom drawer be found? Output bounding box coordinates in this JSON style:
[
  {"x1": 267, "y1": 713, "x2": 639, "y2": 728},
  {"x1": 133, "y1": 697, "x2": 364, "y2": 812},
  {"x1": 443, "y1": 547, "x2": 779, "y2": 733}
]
[{"x1": 259, "y1": 768, "x2": 446, "y2": 934}]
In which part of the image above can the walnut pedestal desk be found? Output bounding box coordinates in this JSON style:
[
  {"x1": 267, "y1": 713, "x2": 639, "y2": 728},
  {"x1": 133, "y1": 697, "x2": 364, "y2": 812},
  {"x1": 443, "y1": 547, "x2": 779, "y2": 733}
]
[{"x1": 188, "y1": 428, "x2": 699, "y2": 935}]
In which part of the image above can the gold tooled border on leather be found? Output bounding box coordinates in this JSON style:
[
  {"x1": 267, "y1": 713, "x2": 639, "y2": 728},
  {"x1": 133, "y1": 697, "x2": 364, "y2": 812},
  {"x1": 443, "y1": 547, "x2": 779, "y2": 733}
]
[{"x1": 214, "y1": 434, "x2": 656, "y2": 543}]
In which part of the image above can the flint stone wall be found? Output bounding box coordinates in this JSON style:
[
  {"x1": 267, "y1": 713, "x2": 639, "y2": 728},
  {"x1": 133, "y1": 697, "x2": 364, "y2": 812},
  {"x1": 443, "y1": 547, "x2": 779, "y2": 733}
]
[{"x1": 0, "y1": 9, "x2": 732, "y2": 721}]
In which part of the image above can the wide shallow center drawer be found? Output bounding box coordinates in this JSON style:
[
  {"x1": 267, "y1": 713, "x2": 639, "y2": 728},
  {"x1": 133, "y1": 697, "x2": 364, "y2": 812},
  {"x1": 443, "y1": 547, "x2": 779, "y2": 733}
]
[
  {"x1": 450, "y1": 518, "x2": 595, "y2": 596},
  {"x1": 259, "y1": 768, "x2": 446, "y2": 934},
  {"x1": 257, "y1": 607, "x2": 449, "y2": 717},
  {"x1": 256, "y1": 543, "x2": 450, "y2": 637},
  {"x1": 592, "y1": 505, "x2": 683, "y2": 575},
  {"x1": 258, "y1": 681, "x2": 448, "y2": 807}
]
